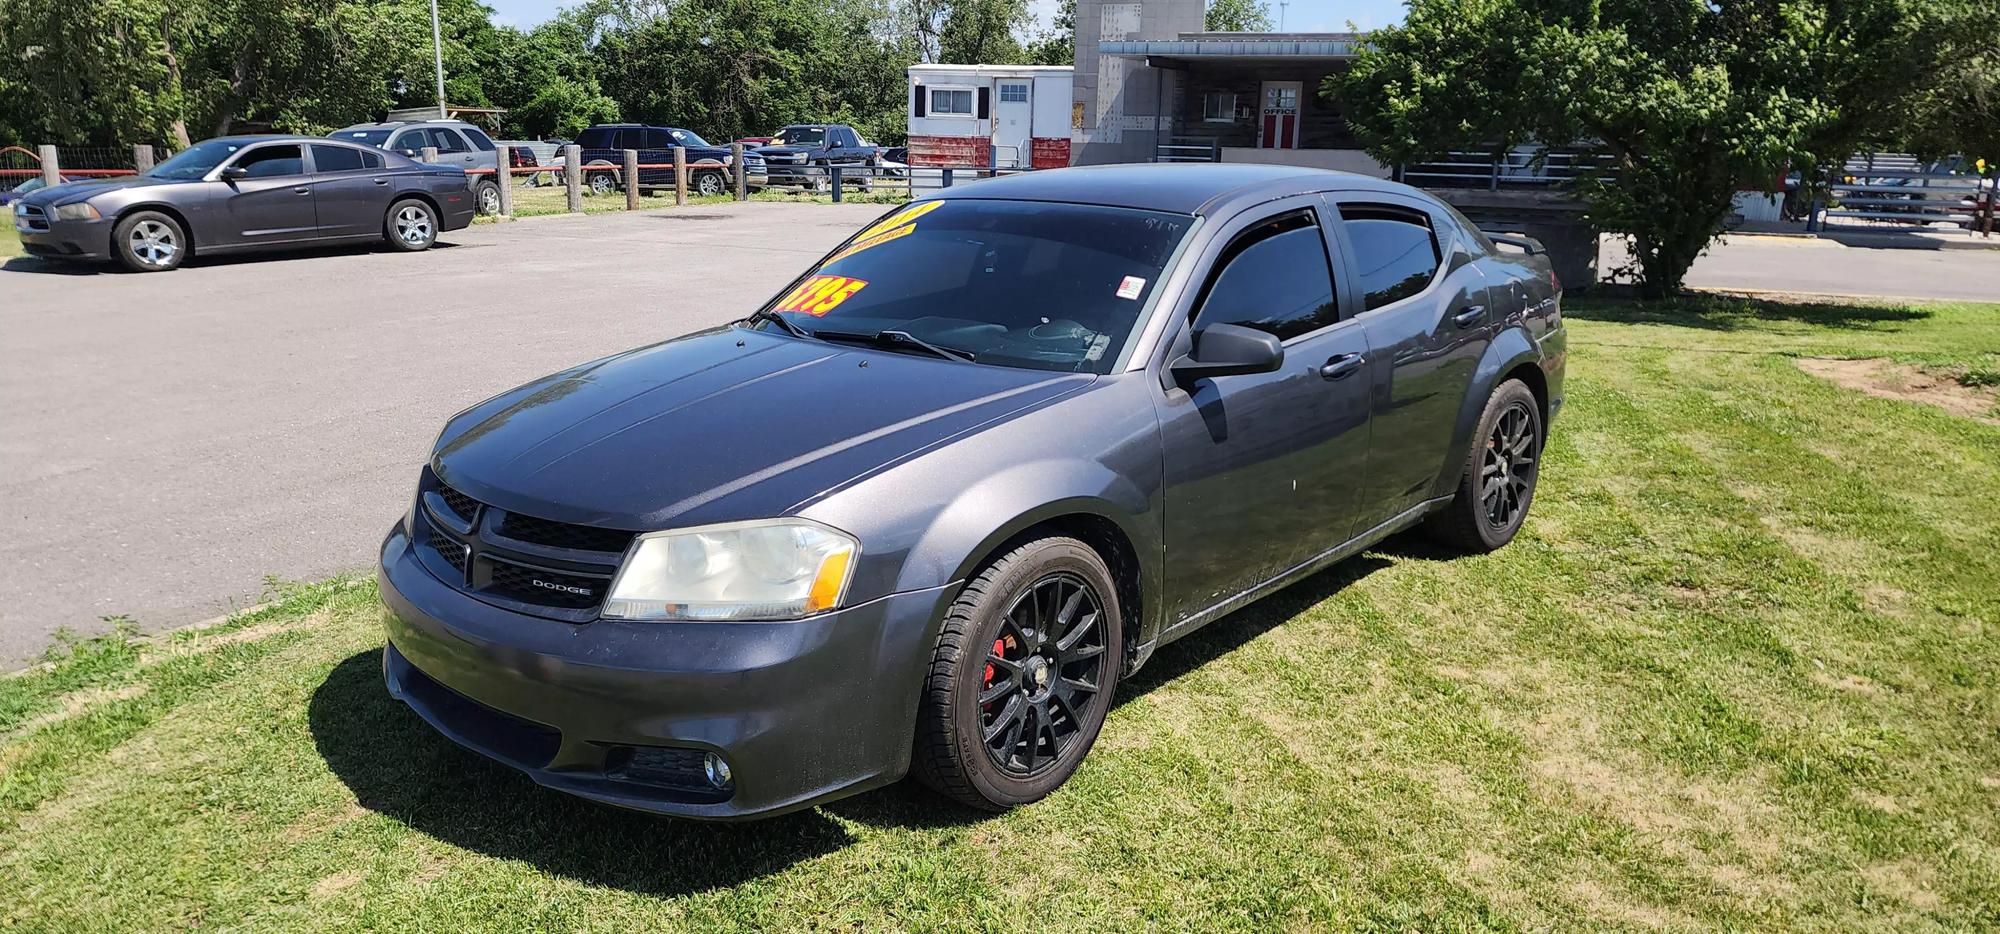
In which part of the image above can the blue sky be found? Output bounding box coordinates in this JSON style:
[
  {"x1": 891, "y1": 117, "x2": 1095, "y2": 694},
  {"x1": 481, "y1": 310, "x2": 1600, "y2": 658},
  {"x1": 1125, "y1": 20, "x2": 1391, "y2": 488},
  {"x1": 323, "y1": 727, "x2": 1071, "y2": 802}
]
[{"x1": 485, "y1": 0, "x2": 1407, "y2": 35}]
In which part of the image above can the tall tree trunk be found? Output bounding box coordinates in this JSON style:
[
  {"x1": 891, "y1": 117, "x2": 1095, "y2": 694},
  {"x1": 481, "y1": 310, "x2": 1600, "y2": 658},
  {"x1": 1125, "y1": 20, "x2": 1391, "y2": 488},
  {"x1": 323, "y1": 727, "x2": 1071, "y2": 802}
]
[{"x1": 159, "y1": 14, "x2": 192, "y2": 148}]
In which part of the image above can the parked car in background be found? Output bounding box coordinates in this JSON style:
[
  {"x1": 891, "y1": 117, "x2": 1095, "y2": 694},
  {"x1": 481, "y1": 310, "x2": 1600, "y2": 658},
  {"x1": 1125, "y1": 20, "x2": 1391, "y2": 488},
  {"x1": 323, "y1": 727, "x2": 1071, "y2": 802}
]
[
  {"x1": 2, "y1": 175, "x2": 70, "y2": 205},
  {"x1": 572, "y1": 124, "x2": 767, "y2": 196},
  {"x1": 331, "y1": 120, "x2": 504, "y2": 216},
  {"x1": 376, "y1": 164, "x2": 1566, "y2": 819},
  {"x1": 13, "y1": 135, "x2": 475, "y2": 272},
  {"x1": 753, "y1": 124, "x2": 881, "y2": 190}
]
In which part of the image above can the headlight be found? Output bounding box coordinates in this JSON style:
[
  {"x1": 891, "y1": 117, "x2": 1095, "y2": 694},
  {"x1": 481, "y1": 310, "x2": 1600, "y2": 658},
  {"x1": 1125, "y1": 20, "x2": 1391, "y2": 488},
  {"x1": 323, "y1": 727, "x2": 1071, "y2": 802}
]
[
  {"x1": 602, "y1": 518, "x2": 858, "y2": 621},
  {"x1": 52, "y1": 202, "x2": 102, "y2": 221}
]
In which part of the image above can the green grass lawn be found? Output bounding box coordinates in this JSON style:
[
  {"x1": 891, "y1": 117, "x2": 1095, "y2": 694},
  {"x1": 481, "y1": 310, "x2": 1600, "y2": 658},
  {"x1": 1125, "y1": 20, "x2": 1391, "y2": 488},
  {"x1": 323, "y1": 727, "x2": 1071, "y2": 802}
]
[
  {"x1": 1, "y1": 224, "x2": 20, "y2": 259},
  {"x1": 1, "y1": 295, "x2": 1996, "y2": 932}
]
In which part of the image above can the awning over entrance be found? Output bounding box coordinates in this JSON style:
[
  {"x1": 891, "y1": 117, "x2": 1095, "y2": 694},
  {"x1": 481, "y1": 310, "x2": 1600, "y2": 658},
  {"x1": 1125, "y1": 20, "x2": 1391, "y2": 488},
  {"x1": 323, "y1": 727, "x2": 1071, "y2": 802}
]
[{"x1": 1098, "y1": 32, "x2": 1362, "y2": 66}]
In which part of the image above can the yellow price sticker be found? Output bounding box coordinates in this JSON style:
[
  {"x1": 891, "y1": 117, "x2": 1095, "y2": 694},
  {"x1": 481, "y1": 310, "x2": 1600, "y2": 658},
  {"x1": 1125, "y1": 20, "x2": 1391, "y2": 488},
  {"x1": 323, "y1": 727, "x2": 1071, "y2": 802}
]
[{"x1": 773, "y1": 275, "x2": 869, "y2": 316}]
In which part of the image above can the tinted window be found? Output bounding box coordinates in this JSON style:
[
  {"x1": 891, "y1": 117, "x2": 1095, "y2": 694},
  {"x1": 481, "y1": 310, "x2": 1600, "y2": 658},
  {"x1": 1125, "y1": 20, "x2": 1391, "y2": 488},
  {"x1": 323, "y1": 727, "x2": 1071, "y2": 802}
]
[
  {"x1": 333, "y1": 129, "x2": 393, "y2": 147},
  {"x1": 575, "y1": 127, "x2": 615, "y2": 148},
  {"x1": 431, "y1": 128, "x2": 468, "y2": 153},
  {"x1": 759, "y1": 199, "x2": 1193, "y2": 373},
  {"x1": 644, "y1": 128, "x2": 675, "y2": 149},
  {"x1": 390, "y1": 132, "x2": 428, "y2": 153},
  {"x1": 311, "y1": 144, "x2": 365, "y2": 172},
  {"x1": 1191, "y1": 212, "x2": 1338, "y2": 342},
  {"x1": 777, "y1": 126, "x2": 828, "y2": 145},
  {"x1": 360, "y1": 149, "x2": 383, "y2": 169},
  {"x1": 237, "y1": 145, "x2": 304, "y2": 178},
  {"x1": 146, "y1": 139, "x2": 248, "y2": 180},
  {"x1": 1341, "y1": 204, "x2": 1440, "y2": 309},
  {"x1": 460, "y1": 127, "x2": 495, "y2": 151}
]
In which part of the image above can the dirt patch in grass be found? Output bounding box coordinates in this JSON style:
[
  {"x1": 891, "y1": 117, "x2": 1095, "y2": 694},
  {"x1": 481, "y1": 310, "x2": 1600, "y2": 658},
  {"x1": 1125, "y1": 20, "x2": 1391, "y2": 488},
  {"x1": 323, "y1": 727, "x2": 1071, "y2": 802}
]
[{"x1": 1796, "y1": 357, "x2": 2000, "y2": 424}]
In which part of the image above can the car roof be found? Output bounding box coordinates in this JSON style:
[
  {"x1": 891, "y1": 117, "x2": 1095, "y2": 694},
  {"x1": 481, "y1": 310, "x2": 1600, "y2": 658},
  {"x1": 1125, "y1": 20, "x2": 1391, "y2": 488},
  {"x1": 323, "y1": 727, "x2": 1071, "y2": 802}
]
[{"x1": 924, "y1": 163, "x2": 1423, "y2": 216}]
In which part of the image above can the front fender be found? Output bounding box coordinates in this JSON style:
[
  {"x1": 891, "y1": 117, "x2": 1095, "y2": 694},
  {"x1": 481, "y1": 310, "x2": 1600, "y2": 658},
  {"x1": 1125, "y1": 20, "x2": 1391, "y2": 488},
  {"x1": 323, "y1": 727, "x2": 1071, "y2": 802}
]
[{"x1": 1431, "y1": 325, "x2": 1545, "y2": 500}]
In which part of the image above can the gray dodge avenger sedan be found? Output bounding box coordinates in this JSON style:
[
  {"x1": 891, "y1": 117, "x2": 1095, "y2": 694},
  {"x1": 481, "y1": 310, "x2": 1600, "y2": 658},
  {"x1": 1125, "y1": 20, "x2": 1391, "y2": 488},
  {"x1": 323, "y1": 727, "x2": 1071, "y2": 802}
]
[
  {"x1": 377, "y1": 164, "x2": 1566, "y2": 819},
  {"x1": 12, "y1": 135, "x2": 475, "y2": 271}
]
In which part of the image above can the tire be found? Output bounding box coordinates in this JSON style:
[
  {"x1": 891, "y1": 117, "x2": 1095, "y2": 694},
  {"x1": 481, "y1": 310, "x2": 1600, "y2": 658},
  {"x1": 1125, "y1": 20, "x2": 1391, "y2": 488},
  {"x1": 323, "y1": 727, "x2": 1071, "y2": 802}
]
[
  {"x1": 474, "y1": 180, "x2": 501, "y2": 216},
  {"x1": 1424, "y1": 378, "x2": 1543, "y2": 552},
  {"x1": 695, "y1": 171, "x2": 725, "y2": 197},
  {"x1": 383, "y1": 198, "x2": 438, "y2": 252},
  {"x1": 911, "y1": 537, "x2": 1123, "y2": 811},
  {"x1": 587, "y1": 171, "x2": 617, "y2": 197},
  {"x1": 111, "y1": 210, "x2": 187, "y2": 272}
]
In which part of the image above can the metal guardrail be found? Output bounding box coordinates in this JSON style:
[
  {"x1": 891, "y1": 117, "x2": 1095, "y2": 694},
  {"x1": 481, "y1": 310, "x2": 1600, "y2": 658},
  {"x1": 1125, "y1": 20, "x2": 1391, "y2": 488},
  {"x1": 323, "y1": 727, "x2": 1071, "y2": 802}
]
[
  {"x1": 1817, "y1": 153, "x2": 1994, "y2": 235},
  {"x1": 1155, "y1": 139, "x2": 1222, "y2": 163},
  {"x1": 1400, "y1": 148, "x2": 1614, "y2": 190}
]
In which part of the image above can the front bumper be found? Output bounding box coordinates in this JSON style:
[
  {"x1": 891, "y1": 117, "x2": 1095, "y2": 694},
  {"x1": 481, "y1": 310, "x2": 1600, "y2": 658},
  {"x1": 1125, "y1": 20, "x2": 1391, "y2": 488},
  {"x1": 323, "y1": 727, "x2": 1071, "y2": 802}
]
[
  {"x1": 15, "y1": 214, "x2": 111, "y2": 260},
  {"x1": 377, "y1": 523, "x2": 950, "y2": 820}
]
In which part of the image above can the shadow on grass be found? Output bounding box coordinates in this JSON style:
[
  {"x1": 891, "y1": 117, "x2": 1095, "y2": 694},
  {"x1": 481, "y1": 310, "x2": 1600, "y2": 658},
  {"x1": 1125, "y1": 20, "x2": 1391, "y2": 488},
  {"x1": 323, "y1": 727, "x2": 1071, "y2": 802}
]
[
  {"x1": 1567, "y1": 292, "x2": 1933, "y2": 331},
  {"x1": 309, "y1": 549, "x2": 1406, "y2": 889}
]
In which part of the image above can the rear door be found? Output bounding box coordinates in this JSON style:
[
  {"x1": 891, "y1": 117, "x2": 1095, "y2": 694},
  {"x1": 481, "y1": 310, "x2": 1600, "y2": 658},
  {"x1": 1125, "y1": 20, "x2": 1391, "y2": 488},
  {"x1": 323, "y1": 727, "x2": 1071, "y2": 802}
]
[
  {"x1": 1155, "y1": 199, "x2": 1374, "y2": 628},
  {"x1": 307, "y1": 143, "x2": 387, "y2": 238},
  {"x1": 1328, "y1": 193, "x2": 1493, "y2": 529},
  {"x1": 214, "y1": 142, "x2": 316, "y2": 246},
  {"x1": 429, "y1": 127, "x2": 479, "y2": 171}
]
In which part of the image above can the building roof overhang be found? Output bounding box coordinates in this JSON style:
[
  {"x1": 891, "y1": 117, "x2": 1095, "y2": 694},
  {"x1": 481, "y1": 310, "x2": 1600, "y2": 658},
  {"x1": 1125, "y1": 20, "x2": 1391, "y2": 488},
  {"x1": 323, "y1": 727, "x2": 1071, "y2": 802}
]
[{"x1": 1100, "y1": 32, "x2": 1361, "y2": 66}]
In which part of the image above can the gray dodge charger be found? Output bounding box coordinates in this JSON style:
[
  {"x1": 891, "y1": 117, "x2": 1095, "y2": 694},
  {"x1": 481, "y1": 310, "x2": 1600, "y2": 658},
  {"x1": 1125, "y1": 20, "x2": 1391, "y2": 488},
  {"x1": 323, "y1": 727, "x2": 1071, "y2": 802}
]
[
  {"x1": 12, "y1": 135, "x2": 475, "y2": 272},
  {"x1": 378, "y1": 164, "x2": 1566, "y2": 819}
]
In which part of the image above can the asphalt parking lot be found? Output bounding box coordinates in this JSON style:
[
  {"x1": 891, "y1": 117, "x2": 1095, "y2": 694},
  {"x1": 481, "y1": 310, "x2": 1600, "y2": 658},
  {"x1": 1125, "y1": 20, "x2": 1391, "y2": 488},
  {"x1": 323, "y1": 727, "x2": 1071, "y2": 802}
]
[
  {"x1": 0, "y1": 202, "x2": 886, "y2": 662},
  {"x1": 2, "y1": 202, "x2": 1994, "y2": 663}
]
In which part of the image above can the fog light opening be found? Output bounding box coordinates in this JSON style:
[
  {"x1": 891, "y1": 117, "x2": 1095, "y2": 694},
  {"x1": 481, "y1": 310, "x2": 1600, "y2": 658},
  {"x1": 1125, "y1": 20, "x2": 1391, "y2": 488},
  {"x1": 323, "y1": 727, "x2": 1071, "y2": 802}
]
[{"x1": 703, "y1": 752, "x2": 734, "y2": 790}]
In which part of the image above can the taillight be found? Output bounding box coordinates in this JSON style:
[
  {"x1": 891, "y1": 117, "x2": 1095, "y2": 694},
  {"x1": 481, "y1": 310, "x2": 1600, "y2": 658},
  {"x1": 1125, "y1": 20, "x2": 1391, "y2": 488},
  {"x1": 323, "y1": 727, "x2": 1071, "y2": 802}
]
[{"x1": 1550, "y1": 267, "x2": 1561, "y2": 293}]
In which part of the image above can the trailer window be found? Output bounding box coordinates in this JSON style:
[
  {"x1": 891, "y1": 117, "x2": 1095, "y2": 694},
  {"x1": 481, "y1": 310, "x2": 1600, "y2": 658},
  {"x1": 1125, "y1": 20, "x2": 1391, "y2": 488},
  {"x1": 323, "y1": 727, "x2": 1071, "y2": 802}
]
[{"x1": 930, "y1": 88, "x2": 975, "y2": 116}]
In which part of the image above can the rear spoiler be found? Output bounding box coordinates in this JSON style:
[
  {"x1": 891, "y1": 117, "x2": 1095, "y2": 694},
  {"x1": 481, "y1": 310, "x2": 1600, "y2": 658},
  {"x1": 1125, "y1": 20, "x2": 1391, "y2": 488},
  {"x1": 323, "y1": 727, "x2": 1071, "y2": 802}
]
[{"x1": 1483, "y1": 232, "x2": 1547, "y2": 256}]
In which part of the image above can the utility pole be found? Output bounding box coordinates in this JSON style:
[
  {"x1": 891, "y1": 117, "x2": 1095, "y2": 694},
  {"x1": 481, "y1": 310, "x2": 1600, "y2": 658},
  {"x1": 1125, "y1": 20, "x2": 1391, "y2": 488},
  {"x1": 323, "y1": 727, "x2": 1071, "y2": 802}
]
[
  {"x1": 1277, "y1": 0, "x2": 1289, "y2": 30},
  {"x1": 430, "y1": 0, "x2": 448, "y2": 119}
]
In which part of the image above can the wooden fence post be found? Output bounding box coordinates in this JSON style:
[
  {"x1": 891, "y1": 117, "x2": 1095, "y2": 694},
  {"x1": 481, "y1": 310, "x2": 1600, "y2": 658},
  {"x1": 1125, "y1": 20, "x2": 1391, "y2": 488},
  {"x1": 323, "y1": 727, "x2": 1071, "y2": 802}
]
[
  {"x1": 624, "y1": 149, "x2": 640, "y2": 210},
  {"x1": 38, "y1": 145, "x2": 58, "y2": 186},
  {"x1": 495, "y1": 146, "x2": 515, "y2": 217},
  {"x1": 732, "y1": 142, "x2": 746, "y2": 201},
  {"x1": 564, "y1": 145, "x2": 582, "y2": 213},
  {"x1": 673, "y1": 147, "x2": 687, "y2": 205},
  {"x1": 132, "y1": 144, "x2": 155, "y2": 173}
]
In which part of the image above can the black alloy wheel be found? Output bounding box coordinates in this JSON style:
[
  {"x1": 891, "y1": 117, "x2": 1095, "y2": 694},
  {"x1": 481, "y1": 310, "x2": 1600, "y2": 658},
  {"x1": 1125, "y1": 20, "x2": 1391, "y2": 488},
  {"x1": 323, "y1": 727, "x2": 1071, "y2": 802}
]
[
  {"x1": 913, "y1": 537, "x2": 1123, "y2": 810},
  {"x1": 978, "y1": 572, "x2": 1109, "y2": 776},
  {"x1": 1425, "y1": 378, "x2": 1543, "y2": 552}
]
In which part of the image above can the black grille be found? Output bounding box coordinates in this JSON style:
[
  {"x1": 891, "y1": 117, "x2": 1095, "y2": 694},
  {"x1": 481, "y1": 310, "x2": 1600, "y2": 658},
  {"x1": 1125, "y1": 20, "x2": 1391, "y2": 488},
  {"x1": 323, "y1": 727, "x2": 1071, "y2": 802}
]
[
  {"x1": 485, "y1": 560, "x2": 607, "y2": 609},
  {"x1": 438, "y1": 485, "x2": 481, "y2": 523},
  {"x1": 499, "y1": 513, "x2": 636, "y2": 554},
  {"x1": 427, "y1": 528, "x2": 469, "y2": 574},
  {"x1": 603, "y1": 745, "x2": 727, "y2": 799}
]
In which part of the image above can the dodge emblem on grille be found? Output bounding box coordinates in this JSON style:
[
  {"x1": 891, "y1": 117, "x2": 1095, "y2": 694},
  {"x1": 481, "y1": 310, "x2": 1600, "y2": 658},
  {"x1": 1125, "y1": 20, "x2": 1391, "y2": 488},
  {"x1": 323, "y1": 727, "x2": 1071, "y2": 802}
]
[{"x1": 530, "y1": 578, "x2": 594, "y2": 596}]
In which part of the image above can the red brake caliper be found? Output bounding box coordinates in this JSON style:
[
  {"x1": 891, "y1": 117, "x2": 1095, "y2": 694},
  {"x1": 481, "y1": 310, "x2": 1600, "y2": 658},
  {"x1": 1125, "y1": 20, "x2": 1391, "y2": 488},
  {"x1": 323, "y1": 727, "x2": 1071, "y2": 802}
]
[{"x1": 982, "y1": 638, "x2": 1006, "y2": 708}]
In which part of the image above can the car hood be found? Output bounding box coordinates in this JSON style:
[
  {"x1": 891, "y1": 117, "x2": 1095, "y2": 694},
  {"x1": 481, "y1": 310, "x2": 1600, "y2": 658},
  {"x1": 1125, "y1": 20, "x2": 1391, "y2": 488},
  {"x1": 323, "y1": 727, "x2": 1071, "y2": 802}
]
[
  {"x1": 433, "y1": 326, "x2": 1092, "y2": 530},
  {"x1": 754, "y1": 145, "x2": 816, "y2": 157},
  {"x1": 24, "y1": 175, "x2": 180, "y2": 207}
]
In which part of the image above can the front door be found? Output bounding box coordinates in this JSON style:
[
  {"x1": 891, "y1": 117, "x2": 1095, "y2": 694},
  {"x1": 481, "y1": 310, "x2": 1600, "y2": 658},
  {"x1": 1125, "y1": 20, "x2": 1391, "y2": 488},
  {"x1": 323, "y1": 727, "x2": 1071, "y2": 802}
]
[
  {"x1": 993, "y1": 81, "x2": 1033, "y2": 168},
  {"x1": 214, "y1": 142, "x2": 316, "y2": 247},
  {"x1": 1258, "y1": 81, "x2": 1302, "y2": 150},
  {"x1": 307, "y1": 143, "x2": 388, "y2": 238},
  {"x1": 1156, "y1": 202, "x2": 1373, "y2": 628}
]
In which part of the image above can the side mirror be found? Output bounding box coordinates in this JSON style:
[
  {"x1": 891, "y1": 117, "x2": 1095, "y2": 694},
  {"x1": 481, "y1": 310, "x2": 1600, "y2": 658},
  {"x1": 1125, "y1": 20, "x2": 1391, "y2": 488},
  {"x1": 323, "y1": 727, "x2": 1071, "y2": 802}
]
[
  {"x1": 219, "y1": 165, "x2": 248, "y2": 180},
  {"x1": 1170, "y1": 323, "x2": 1284, "y2": 387}
]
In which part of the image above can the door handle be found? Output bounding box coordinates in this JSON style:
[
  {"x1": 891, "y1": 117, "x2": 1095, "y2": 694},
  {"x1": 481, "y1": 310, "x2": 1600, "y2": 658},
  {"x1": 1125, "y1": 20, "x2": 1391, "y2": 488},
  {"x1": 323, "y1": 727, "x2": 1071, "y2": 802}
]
[
  {"x1": 1453, "y1": 305, "x2": 1487, "y2": 328},
  {"x1": 293, "y1": 187, "x2": 309, "y2": 195},
  {"x1": 1319, "y1": 353, "x2": 1364, "y2": 381},
  {"x1": 372, "y1": 178, "x2": 389, "y2": 185}
]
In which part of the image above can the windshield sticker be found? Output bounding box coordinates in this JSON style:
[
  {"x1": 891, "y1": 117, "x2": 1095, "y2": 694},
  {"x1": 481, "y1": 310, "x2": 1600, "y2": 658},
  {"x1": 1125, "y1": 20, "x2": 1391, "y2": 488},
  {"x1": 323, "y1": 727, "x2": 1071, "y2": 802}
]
[
  {"x1": 1115, "y1": 276, "x2": 1147, "y2": 299},
  {"x1": 827, "y1": 201, "x2": 947, "y2": 264},
  {"x1": 774, "y1": 275, "x2": 869, "y2": 316}
]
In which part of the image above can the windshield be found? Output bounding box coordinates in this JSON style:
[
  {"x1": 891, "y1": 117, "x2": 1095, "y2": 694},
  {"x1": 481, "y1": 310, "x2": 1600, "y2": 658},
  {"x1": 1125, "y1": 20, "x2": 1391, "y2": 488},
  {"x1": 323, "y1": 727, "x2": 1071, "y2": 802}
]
[
  {"x1": 757, "y1": 199, "x2": 1193, "y2": 373},
  {"x1": 671, "y1": 129, "x2": 713, "y2": 148},
  {"x1": 146, "y1": 139, "x2": 251, "y2": 180},
  {"x1": 10, "y1": 178, "x2": 47, "y2": 195},
  {"x1": 331, "y1": 129, "x2": 393, "y2": 147},
  {"x1": 776, "y1": 126, "x2": 827, "y2": 146}
]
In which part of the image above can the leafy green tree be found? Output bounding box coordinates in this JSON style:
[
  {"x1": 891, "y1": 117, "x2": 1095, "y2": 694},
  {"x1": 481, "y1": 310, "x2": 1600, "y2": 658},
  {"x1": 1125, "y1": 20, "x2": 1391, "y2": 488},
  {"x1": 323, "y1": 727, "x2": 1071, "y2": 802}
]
[
  {"x1": 1335, "y1": 0, "x2": 2000, "y2": 296},
  {"x1": 938, "y1": 0, "x2": 1027, "y2": 64},
  {"x1": 1204, "y1": 0, "x2": 1271, "y2": 32},
  {"x1": 1024, "y1": 0, "x2": 1075, "y2": 66}
]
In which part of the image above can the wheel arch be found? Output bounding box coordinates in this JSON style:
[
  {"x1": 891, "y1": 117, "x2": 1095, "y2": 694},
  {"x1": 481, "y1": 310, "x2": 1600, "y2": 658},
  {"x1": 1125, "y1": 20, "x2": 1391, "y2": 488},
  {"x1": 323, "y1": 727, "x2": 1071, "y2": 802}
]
[
  {"x1": 112, "y1": 202, "x2": 198, "y2": 253},
  {"x1": 1430, "y1": 326, "x2": 1547, "y2": 501},
  {"x1": 389, "y1": 190, "x2": 442, "y2": 218}
]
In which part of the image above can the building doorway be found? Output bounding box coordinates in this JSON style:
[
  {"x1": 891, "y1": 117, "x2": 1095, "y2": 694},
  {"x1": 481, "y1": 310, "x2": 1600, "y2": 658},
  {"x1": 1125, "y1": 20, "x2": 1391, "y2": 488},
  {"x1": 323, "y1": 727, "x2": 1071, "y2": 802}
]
[
  {"x1": 993, "y1": 80, "x2": 1033, "y2": 167},
  {"x1": 1258, "y1": 81, "x2": 1301, "y2": 149}
]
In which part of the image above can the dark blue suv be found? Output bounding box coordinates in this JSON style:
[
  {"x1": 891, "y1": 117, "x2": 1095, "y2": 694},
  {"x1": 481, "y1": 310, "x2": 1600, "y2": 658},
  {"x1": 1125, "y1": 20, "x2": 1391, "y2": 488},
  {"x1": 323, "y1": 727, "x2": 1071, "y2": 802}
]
[{"x1": 571, "y1": 124, "x2": 768, "y2": 196}]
